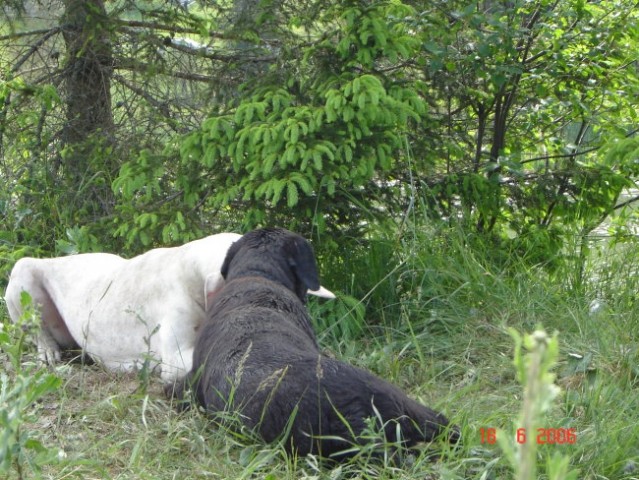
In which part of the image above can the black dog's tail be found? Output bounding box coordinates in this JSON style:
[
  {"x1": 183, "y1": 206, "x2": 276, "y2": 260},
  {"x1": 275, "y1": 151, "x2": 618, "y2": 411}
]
[{"x1": 398, "y1": 398, "x2": 461, "y2": 446}]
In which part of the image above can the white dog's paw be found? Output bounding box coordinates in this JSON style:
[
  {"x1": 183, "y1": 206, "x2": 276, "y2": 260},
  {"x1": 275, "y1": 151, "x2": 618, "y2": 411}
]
[{"x1": 36, "y1": 332, "x2": 62, "y2": 365}]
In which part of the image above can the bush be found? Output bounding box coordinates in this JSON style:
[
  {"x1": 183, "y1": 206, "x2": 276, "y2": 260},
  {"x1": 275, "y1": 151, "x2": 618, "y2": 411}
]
[{"x1": 0, "y1": 292, "x2": 62, "y2": 478}]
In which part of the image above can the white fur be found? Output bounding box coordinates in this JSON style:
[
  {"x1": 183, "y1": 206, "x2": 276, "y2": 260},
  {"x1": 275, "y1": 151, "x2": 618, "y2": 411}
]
[
  {"x1": 4, "y1": 233, "x2": 241, "y2": 382},
  {"x1": 4, "y1": 233, "x2": 336, "y2": 382}
]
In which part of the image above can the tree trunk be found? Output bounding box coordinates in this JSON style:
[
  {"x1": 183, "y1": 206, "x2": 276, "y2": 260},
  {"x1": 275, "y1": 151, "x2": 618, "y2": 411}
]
[{"x1": 60, "y1": 0, "x2": 115, "y2": 218}]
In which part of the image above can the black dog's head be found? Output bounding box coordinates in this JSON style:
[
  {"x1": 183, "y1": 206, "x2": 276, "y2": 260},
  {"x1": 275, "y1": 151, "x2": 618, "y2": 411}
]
[{"x1": 221, "y1": 228, "x2": 330, "y2": 302}]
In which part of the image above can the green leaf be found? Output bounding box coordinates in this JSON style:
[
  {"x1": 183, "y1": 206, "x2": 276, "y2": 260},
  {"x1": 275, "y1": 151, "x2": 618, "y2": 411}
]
[
  {"x1": 290, "y1": 123, "x2": 299, "y2": 144},
  {"x1": 271, "y1": 179, "x2": 287, "y2": 205},
  {"x1": 287, "y1": 180, "x2": 299, "y2": 207}
]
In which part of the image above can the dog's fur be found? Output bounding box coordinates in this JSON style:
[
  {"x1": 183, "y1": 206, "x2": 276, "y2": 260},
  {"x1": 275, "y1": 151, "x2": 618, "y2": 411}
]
[
  {"x1": 171, "y1": 228, "x2": 458, "y2": 457},
  {"x1": 4, "y1": 233, "x2": 243, "y2": 382}
]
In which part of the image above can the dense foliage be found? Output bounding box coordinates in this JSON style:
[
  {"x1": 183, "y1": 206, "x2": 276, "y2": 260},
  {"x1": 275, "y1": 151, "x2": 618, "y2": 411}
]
[
  {"x1": 0, "y1": 1, "x2": 637, "y2": 263},
  {"x1": 112, "y1": 0, "x2": 639, "y2": 259}
]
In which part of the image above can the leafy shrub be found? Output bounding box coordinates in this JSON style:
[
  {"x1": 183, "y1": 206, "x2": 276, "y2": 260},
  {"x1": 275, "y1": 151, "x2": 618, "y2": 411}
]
[
  {"x1": 113, "y1": 1, "x2": 427, "y2": 245},
  {"x1": 0, "y1": 293, "x2": 62, "y2": 478}
]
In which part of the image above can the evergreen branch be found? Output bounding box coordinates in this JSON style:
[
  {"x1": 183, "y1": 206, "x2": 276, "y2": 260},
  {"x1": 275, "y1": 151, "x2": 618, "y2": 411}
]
[
  {"x1": 0, "y1": 27, "x2": 60, "y2": 42},
  {"x1": 8, "y1": 27, "x2": 62, "y2": 73}
]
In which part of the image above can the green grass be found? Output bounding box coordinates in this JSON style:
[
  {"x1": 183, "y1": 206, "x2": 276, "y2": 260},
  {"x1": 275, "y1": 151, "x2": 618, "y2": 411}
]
[{"x1": 2, "y1": 225, "x2": 639, "y2": 479}]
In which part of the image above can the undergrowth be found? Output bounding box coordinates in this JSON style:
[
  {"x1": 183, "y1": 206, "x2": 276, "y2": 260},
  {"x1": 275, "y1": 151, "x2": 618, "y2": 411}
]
[{"x1": 1, "y1": 221, "x2": 638, "y2": 479}]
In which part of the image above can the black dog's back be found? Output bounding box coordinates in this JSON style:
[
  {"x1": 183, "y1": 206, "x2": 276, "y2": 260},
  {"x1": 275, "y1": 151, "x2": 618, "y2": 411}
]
[{"x1": 171, "y1": 228, "x2": 459, "y2": 458}]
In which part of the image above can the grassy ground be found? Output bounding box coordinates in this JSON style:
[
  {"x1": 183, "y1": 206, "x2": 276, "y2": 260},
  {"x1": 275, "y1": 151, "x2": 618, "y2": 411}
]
[{"x1": 1, "y1": 228, "x2": 638, "y2": 479}]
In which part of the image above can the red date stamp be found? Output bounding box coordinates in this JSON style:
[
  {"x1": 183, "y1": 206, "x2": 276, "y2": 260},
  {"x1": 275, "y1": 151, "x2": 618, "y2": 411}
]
[{"x1": 480, "y1": 427, "x2": 576, "y2": 445}]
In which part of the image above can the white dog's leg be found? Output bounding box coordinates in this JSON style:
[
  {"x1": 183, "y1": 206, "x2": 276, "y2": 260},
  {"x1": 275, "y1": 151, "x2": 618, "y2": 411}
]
[
  {"x1": 6, "y1": 258, "x2": 78, "y2": 365},
  {"x1": 33, "y1": 291, "x2": 78, "y2": 365}
]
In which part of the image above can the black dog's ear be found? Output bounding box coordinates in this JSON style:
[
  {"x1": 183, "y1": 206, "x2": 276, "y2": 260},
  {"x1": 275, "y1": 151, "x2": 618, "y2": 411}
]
[
  {"x1": 287, "y1": 237, "x2": 321, "y2": 293},
  {"x1": 221, "y1": 239, "x2": 242, "y2": 279}
]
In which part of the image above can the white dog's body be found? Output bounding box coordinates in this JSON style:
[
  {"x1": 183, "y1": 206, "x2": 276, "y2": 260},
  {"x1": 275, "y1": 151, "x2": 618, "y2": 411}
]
[{"x1": 5, "y1": 233, "x2": 241, "y2": 382}]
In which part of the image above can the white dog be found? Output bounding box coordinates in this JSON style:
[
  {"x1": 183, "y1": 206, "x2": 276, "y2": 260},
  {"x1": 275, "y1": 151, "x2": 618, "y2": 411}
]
[{"x1": 4, "y1": 233, "x2": 335, "y2": 382}]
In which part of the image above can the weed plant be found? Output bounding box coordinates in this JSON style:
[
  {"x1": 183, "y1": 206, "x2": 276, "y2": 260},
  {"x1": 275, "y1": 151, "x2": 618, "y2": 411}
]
[{"x1": 0, "y1": 293, "x2": 62, "y2": 478}]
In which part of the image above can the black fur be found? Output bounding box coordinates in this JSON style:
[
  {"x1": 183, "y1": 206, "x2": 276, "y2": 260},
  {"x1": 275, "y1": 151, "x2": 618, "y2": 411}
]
[{"x1": 170, "y1": 228, "x2": 459, "y2": 458}]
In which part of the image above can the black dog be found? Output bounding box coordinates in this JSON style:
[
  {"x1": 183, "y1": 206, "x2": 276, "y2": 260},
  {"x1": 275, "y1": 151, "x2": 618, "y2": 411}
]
[{"x1": 170, "y1": 228, "x2": 458, "y2": 457}]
